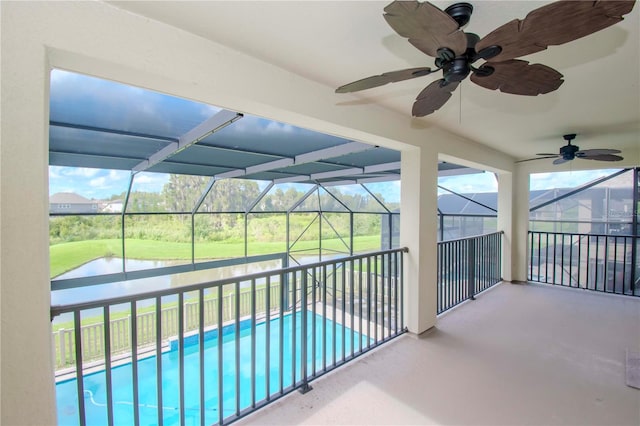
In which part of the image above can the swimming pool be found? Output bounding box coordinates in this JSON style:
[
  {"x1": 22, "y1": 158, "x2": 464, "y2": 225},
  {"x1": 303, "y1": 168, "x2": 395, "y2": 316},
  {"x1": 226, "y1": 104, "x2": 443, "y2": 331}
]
[{"x1": 56, "y1": 312, "x2": 369, "y2": 425}]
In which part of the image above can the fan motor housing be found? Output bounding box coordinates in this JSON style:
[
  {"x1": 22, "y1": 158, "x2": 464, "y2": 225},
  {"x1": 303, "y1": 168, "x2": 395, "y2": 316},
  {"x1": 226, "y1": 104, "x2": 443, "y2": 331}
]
[
  {"x1": 443, "y1": 57, "x2": 471, "y2": 82},
  {"x1": 560, "y1": 143, "x2": 579, "y2": 160}
]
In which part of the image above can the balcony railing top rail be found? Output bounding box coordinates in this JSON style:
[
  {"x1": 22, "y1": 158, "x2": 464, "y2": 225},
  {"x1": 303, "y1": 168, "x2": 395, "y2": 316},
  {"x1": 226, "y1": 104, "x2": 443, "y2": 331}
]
[
  {"x1": 528, "y1": 229, "x2": 637, "y2": 238},
  {"x1": 437, "y1": 230, "x2": 504, "y2": 245}
]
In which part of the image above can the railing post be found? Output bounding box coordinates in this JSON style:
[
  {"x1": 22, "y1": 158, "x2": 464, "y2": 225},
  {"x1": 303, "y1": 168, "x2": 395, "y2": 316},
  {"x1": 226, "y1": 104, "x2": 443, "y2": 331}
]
[
  {"x1": 631, "y1": 167, "x2": 638, "y2": 294},
  {"x1": 468, "y1": 238, "x2": 476, "y2": 300},
  {"x1": 58, "y1": 329, "x2": 66, "y2": 367},
  {"x1": 298, "y1": 271, "x2": 312, "y2": 394}
]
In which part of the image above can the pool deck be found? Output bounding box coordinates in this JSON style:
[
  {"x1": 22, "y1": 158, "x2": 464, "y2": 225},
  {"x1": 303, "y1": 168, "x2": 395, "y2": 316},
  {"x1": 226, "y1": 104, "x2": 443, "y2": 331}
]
[{"x1": 237, "y1": 282, "x2": 640, "y2": 426}]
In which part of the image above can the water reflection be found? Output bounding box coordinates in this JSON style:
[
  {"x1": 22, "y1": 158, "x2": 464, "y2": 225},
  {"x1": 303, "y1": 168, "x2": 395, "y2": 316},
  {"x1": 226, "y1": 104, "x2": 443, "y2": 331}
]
[
  {"x1": 54, "y1": 257, "x2": 183, "y2": 279},
  {"x1": 51, "y1": 258, "x2": 283, "y2": 325},
  {"x1": 51, "y1": 254, "x2": 343, "y2": 325}
]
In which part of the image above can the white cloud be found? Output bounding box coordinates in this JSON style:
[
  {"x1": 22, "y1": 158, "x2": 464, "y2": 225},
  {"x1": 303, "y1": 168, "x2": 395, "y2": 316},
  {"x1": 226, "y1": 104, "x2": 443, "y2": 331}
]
[
  {"x1": 132, "y1": 173, "x2": 168, "y2": 192},
  {"x1": 438, "y1": 173, "x2": 497, "y2": 194},
  {"x1": 199, "y1": 104, "x2": 221, "y2": 119},
  {"x1": 89, "y1": 177, "x2": 107, "y2": 188},
  {"x1": 109, "y1": 169, "x2": 128, "y2": 180},
  {"x1": 49, "y1": 166, "x2": 134, "y2": 199},
  {"x1": 133, "y1": 175, "x2": 155, "y2": 184},
  {"x1": 63, "y1": 167, "x2": 101, "y2": 178},
  {"x1": 530, "y1": 169, "x2": 621, "y2": 190},
  {"x1": 265, "y1": 121, "x2": 294, "y2": 134}
]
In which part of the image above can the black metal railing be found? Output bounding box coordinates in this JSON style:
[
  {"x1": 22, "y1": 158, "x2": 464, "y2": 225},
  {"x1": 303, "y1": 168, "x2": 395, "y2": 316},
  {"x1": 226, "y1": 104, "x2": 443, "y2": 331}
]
[
  {"x1": 437, "y1": 232, "x2": 503, "y2": 314},
  {"x1": 529, "y1": 231, "x2": 639, "y2": 296},
  {"x1": 51, "y1": 247, "x2": 407, "y2": 426}
]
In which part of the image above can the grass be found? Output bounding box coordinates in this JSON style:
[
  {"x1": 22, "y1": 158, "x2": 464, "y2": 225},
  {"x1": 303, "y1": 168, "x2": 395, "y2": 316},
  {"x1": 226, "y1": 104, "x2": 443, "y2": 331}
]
[{"x1": 50, "y1": 235, "x2": 381, "y2": 278}]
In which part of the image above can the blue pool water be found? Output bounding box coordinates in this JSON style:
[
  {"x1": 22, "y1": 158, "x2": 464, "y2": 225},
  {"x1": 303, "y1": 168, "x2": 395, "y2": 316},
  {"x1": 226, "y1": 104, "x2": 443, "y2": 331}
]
[{"x1": 56, "y1": 312, "x2": 369, "y2": 425}]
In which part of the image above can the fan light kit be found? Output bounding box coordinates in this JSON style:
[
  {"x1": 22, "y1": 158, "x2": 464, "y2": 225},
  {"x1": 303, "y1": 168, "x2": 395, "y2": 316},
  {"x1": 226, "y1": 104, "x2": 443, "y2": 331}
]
[
  {"x1": 335, "y1": 0, "x2": 636, "y2": 117},
  {"x1": 517, "y1": 134, "x2": 624, "y2": 165}
]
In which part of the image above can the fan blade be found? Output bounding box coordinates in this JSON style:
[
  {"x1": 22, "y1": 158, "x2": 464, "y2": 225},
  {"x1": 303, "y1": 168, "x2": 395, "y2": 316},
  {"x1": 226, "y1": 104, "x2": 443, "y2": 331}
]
[
  {"x1": 335, "y1": 67, "x2": 434, "y2": 93},
  {"x1": 470, "y1": 60, "x2": 563, "y2": 96},
  {"x1": 515, "y1": 156, "x2": 559, "y2": 163},
  {"x1": 476, "y1": 0, "x2": 636, "y2": 63},
  {"x1": 579, "y1": 153, "x2": 624, "y2": 162},
  {"x1": 384, "y1": 1, "x2": 467, "y2": 57},
  {"x1": 412, "y1": 79, "x2": 459, "y2": 117},
  {"x1": 576, "y1": 148, "x2": 622, "y2": 156},
  {"x1": 553, "y1": 158, "x2": 570, "y2": 165},
  {"x1": 536, "y1": 153, "x2": 559, "y2": 156}
]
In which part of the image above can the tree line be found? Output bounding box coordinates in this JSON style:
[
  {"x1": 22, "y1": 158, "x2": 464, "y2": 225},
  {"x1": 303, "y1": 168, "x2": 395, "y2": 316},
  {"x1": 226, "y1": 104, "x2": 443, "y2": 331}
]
[
  {"x1": 122, "y1": 175, "x2": 396, "y2": 213},
  {"x1": 50, "y1": 176, "x2": 397, "y2": 245}
]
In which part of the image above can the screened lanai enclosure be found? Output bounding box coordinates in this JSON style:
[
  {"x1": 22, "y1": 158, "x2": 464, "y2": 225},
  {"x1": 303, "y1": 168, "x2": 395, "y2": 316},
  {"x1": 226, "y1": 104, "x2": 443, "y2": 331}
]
[
  {"x1": 49, "y1": 70, "x2": 404, "y2": 285},
  {"x1": 50, "y1": 70, "x2": 493, "y2": 426},
  {"x1": 49, "y1": 69, "x2": 485, "y2": 293},
  {"x1": 528, "y1": 168, "x2": 640, "y2": 296}
]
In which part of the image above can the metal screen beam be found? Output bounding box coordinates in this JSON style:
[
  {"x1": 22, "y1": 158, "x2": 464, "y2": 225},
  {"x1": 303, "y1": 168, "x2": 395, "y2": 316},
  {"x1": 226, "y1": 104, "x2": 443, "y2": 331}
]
[
  {"x1": 311, "y1": 167, "x2": 363, "y2": 181},
  {"x1": 245, "y1": 158, "x2": 294, "y2": 175},
  {"x1": 246, "y1": 182, "x2": 275, "y2": 213},
  {"x1": 192, "y1": 177, "x2": 217, "y2": 214},
  {"x1": 218, "y1": 142, "x2": 374, "y2": 182},
  {"x1": 364, "y1": 161, "x2": 401, "y2": 174},
  {"x1": 274, "y1": 161, "x2": 400, "y2": 184},
  {"x1": 132, "y1": 110, "x2": 242, "y2": 173},
  {"x1": 437, "y1": 167, "x2": 485, "y2": 177},
  {"x1": 274, "y1": 175, "x2": 310, "y2": 184},
  {"x1": 288, "y1": 185, "x2": 319, "y2": 213},
  {"x1": 318, "y1": 184, "x2": 352, "y2": 213},
  {"x1": 361, "y1": 184, "x2": 391, "y2": 213},
  {"x1": 438, "y1": 185, "x2": 497, "y2": 213},
  {"x1": 321, "y1": 175, "x2": 400, "y2": 186},
  {"x1": 294, "y1": 142, "x2": 371, "y2": 163},
  {"x1": 121, "y1": 173, "x2": 135, "y2": 271}
]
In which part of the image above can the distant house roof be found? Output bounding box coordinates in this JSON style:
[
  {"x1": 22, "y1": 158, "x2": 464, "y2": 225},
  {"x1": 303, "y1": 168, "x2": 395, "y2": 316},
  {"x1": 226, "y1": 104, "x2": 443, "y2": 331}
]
[{"x1": 49, "y1": 192, "x2": 95, "y2": 204}]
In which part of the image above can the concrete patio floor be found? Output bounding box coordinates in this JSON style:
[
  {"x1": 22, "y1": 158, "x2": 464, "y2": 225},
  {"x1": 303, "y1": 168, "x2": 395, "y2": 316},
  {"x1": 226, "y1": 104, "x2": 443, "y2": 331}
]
[{"x1": 238, "y1": 282, "x2": 640, "y2": 425}]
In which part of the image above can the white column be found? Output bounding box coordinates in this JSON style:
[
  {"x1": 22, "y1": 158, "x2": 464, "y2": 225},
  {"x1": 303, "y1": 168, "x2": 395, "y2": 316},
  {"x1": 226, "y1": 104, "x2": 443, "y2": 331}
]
[
  {"x1": 497, "y1": 167, "x2": 530, "y2": 283},
  {"x1": 400, "y1": 145, "x2": 438, "y2": 334},
  {"x1": 497, "y1": 172, "x2": 514, "y2": 281},
  {"x1": 0, "y1": 7, "x2": 57, "y2": 424},
  {"x1": 513, "y1": 166, "x2": 531, "y2": 281}
]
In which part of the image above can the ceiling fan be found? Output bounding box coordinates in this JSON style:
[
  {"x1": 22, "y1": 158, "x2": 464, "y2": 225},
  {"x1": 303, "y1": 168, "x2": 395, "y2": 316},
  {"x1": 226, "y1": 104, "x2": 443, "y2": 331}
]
[
  {"x1": 517, "y1": 134, "x2": 624, "y2": 165},
  {"x1": 335, "y1": 0, "x2": 636, "y2": 117}
]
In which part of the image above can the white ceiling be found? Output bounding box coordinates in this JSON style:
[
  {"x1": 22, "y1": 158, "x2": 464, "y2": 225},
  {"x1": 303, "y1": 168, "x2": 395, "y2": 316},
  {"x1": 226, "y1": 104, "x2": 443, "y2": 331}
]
[{"x1": 110, "y1": 1, "x2": 639, "y2": 162}]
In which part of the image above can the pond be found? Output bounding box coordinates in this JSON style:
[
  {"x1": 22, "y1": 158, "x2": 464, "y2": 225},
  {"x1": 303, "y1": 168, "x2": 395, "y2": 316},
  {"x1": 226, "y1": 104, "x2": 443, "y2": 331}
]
[{"x1": 51, "y1": 257, "x2": 284, "y2": 325}]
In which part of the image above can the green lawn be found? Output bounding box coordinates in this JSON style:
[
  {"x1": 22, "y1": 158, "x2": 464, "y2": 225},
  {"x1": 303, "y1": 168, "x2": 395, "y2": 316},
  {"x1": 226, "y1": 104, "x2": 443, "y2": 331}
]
[{"x1": 50, "y1": 235, "x2": 381, "y2": 278}]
